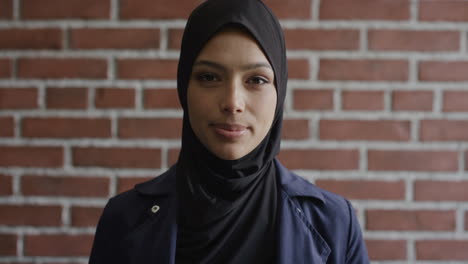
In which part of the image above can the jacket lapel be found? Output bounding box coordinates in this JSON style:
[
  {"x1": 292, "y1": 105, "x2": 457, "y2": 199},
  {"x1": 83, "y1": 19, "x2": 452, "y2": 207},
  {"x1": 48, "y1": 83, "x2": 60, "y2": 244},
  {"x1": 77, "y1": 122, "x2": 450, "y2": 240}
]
[
  {"x1": 275, "y1": 160, "x2": 331, "y2": 263},
  {"x1": 122, "y1": 167, "x2": 178, "y2": 264},
  {"x1": 125, "y1": 163, "x2": 331, "y2": 264}
]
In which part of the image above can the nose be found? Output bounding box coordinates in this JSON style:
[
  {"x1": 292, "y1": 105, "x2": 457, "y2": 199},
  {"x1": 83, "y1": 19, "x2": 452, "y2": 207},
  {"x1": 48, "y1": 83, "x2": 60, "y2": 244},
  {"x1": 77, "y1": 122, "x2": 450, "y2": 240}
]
[{"x1": 219, "y1": 79, "x2": 245, "y2": 114}]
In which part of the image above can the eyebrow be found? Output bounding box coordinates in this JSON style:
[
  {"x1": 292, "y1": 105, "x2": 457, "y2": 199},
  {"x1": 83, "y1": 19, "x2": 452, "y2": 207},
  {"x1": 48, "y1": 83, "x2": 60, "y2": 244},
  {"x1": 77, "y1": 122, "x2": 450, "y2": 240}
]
[{"x1": 193, "y1": 60, "x2": 272, "y2": 72}]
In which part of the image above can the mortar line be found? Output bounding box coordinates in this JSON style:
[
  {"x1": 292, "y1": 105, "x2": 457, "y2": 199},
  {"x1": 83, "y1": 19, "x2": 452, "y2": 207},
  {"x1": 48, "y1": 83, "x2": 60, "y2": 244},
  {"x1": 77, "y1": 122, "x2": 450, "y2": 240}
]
[
  {"x1": 384, "y1": 89, "x2": 392, "y2": 112},
  {"x1": 135, "y1": 83, "x2": 143, "y2": 111},
  {"x1": 360, "y1": 26, "x2": 367, "y2": 52},
  {"x1": 12, "y1": 0, "x2": 20, "y2": 20},
  {"x1": 410, "y1": 0, "x2": 419, "y2": 23},
  {"x1": 111, "y1": 0, "x2": 120, "y2": 20},
  {"x1": 311, "y1": 0, "x2": 320, "y2": 21},
  {"x1": 433, "y1": 88, "x2": 443, "y2": 114},
  {"x1": 160, "y1": 26, "x2": 168, "y2": 51},
  {"x1": 410, "y1": 118, "x2": 419, "y2": 142},
  {"x1": 37, "y1": 83, "x2": 46, "y2": 110},
  {"x1": 333, "y1": 88, "x2": 341, "y2": 112}
]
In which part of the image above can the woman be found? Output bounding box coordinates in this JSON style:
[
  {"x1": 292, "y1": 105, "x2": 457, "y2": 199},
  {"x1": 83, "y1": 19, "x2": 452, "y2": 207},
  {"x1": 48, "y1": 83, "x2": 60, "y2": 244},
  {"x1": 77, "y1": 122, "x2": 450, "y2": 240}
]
[{"x1": 89, "y1": 0, "x2": 369, "y2": 263}]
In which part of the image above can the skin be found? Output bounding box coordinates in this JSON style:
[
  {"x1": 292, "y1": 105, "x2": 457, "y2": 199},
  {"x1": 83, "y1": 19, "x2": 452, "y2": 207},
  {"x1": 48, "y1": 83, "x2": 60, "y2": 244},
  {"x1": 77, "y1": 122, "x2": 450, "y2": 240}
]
[{"x1": 187, "y1": 28, "x2": 277, "y2": 160}]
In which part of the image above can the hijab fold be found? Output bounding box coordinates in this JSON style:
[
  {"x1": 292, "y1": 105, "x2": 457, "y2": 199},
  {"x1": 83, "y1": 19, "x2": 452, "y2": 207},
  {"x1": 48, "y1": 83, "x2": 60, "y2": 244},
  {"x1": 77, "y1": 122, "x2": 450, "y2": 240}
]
[{"x1": 175, "y1": 0, "x2": 288, "y2": 263}]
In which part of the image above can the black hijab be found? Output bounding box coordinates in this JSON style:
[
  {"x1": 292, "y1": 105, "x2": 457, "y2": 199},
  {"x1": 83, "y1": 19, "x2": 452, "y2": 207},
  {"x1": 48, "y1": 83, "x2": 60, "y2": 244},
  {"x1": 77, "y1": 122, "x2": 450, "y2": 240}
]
[{"x1": 175, "y1": 0, "x2": 288, "y2": 263}]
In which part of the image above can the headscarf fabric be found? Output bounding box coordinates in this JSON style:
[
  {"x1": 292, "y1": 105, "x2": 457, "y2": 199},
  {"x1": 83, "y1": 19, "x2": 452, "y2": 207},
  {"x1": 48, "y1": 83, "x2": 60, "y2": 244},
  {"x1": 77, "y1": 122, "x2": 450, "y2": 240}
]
[{"x1": 175, "y1": 0, "x2": 288, "y2": 263}]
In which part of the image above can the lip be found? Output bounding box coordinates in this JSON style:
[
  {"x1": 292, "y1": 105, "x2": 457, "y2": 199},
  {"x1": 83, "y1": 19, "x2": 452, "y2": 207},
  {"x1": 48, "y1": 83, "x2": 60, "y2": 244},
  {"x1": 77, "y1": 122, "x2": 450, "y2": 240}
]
[{"x1": 211, "y1": 123, "x2": 248, "y2": 140}]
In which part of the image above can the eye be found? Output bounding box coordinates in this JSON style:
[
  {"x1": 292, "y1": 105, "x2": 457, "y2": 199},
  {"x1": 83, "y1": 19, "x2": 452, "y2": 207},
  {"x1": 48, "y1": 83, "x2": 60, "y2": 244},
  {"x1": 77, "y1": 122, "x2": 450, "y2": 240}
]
[
  {"x1": 196, "y1": 72, "x2": 220, "y2": 82},
  {"x1": 246, "y1": 76, "x2": 269, "y2": 85}
]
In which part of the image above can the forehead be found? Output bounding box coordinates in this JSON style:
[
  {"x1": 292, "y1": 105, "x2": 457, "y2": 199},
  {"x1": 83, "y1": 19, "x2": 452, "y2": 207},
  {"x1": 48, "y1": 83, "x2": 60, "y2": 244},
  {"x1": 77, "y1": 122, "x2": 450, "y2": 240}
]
[{"x1": 194, "y1": 28, "x2": 271, "y2": 67}]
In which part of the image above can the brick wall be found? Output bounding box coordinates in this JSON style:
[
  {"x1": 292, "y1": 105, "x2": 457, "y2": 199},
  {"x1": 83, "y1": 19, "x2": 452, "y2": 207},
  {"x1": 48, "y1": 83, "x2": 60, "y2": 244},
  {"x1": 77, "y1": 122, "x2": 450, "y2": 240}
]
[{"x1": 1, "y1": 0, "x2": 468, "y2": 263}]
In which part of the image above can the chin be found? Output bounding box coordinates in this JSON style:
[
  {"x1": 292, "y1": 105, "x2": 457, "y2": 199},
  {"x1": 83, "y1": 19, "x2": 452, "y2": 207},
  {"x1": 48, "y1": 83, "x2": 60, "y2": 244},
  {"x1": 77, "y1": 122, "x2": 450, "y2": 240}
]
[{"x1": 212, "y1": 147, "x2": 246, "y2": 161}]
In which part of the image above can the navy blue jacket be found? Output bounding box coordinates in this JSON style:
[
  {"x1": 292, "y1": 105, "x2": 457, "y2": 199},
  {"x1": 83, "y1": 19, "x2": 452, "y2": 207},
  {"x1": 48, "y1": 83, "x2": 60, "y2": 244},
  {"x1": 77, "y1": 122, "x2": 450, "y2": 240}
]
[{"x1": 89, "y1": 159, "x2": 369, "y2": 263}]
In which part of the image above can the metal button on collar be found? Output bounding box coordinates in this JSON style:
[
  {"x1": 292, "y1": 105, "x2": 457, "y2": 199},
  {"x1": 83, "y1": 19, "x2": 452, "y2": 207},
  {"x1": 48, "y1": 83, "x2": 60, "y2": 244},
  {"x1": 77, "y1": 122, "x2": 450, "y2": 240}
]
[{"x1": 151, "y1": 205, "x2": 160, "y2": 214}]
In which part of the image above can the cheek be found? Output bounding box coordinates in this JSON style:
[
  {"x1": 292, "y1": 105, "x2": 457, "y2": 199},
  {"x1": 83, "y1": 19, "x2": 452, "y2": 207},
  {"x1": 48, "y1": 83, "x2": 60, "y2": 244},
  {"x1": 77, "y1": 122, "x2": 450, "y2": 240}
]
[
  {"x1": 259, "y1": 90, "x2": 277, "y2": 121},
  {"x1": 187, "y1": 87, "x2": 213, "y2": 135},
  {"x1": 251, "y1": 89, "x2": 277, "y2": 134}
]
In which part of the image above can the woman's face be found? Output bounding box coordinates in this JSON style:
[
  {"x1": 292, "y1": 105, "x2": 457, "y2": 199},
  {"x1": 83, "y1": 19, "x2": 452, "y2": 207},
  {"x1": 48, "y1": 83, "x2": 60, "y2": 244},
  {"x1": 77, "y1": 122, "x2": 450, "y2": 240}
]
[{"x1": 187, "y1": 28, "x2": 277, "y2": 160}]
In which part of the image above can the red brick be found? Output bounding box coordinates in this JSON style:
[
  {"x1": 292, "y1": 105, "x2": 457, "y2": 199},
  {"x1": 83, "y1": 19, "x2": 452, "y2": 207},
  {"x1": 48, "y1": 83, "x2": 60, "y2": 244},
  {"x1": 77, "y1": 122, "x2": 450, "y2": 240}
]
[
  {"x1": 465, "y1": 211, "x2": 468, "y2": 231},
  {"x1": 120, "y1": 0, "x2": 200, "y2": 19},
  {"x1": 0, "y1": 88, "x2": 38, "y2": 109},
  {"x1": 288, "y1": 59, "x2": 310, "y2": 80},
  {"x1": 0, "y1": 205, "x2": 61, "y2": 226},
  {"x1": 420, "y1": 61, "x2": 468, "y2": 82},
  {"x1": 417, "y1": 240, "x2": 468, "y2": 260},
  {"x1": 0, "y1": 0, "x2": 13, "y2": 19},
  {"x1": 443, "y1": 91, "x2": 468, "y2": 112},
  {"x1": 168, "y1": 148, "x2": 180, "y2": 166},
  {"x1": 263, "y1": 0, "x2": 312, "y2": 19},
  {"x1": 0, "y1": 59, "x2": 11, "y2": 78},
  {"x1": 342, "y1": 91, "x2": 384, "y2": 110},
  {"x1": 0, "y1": 174, "x2": 12, "y2": 195},
  {"x1": 282, "y1": 119, "x2": 309, "y2": 140},
  {"x1": 73, "y1": 147, "x2": 161, "y2": 169},
  {"x1": 0, "y1": 29, "x2": 62, "y2": 50},
  {"x1": 22, "y1": 0, "x2": 110, "y2": 19},
  {"x1": 22, "y1": 175, "x2": 109, "y2": 197},
  {"x1": 144, "y1": 88, "x2": 181, "y2": 109},
  {"x1": 421, "y1": 120, "x2": 468, "y2": 141},
  {"x1": 316, "y1": 180, "x2": 405, "y2": 200},
  {"x1": 95, "y1": 87, "x2": 135, "y2": 108},
  {"x1": 22, "y1": 117, "x2": 111, "y2": 138},
  {"x1": 320, "y1": 120, "x2": 410, "y2": 141},
  {"x1": 369, "y1": 30, "x2": 459, "y2": 51},
  {"x1": 278, "y1": 149, "x2": 359, "y2": 170},
  {"x1": 118, "y1": 118, "x2": 182, "y2": 139},
  {"x1": 70, "y1": 28, "x2": 160, "y2": 49},
  {"x1": 0, "y1": 234, "x2": 17, "y2": 256},
  {"x1": 117, "y1": 59, "x2": 177, "y2": 80},
  {"x1": 320, "y1": 0, "x2": 409, "y2": 20},
  {"x1": 392, "y1": 90, "x2": 433, "y2": 111},
  {"x1": 24, "y1": 234, "x2": 93, "y2": 257},
  {"x1": 168, "y1": 29, "x2": 184, "y2": 50},
  {"x1": 18, "y1": 58, "x2": 107, "y2": 79},
  {"x1": 46, "y1": 87, "x2": 87, "y2": 109},
  {"x1": 0, "y1": 146, "x2": 63, "y2": 168},
  {"x1": 415, "y1": 181, "x2": 468, "y2": 201},
  {"x1": 420, "y1": 0, "x2": 468, "y2": 22},
  {"x1": 293, "y1": 89, "x2": 334, "y2": 110},
  {"x1": 368, "y1": 150, "x2": 458, "y2": 171},
  {"x1": 0, "y1": 116, "x2": 14, "y2": 137},
  {"x1": 71, "y1": 206, "x2": 104, "y2": 227},
  {"x1": 365, "y1": 240, "x2": 406, "y2": 260},
  {"x1": 319, "y1": 59, "x2": 408, "y2": 81},
  {"x1": 285, "y1": 29, "x2": 359, "y2": 50},
  {"x1": 122, "y1": 0, "x2": 311, "y2": 20},
  {"x1": 367, "y1": 210, "x2": 455, "y2": 231},
  {"x1": 117, "y1": 176, "x2": 152, "y2": 193}
]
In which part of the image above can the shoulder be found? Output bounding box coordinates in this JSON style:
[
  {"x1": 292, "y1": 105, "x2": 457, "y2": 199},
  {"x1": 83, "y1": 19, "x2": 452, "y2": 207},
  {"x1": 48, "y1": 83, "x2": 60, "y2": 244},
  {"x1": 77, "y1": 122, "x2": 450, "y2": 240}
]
[
  {"x1": 276, "y1": 159, "x2": 351, "y2": 218},
  {"x1": 281, "y1": 169, "x2": 352, "y2": 223},
  {"x1": 276, "y1": 160, "x2": 354, "y2": 235},
  {"x1": 277, "y1": 162, "x2": 369, "y2": 262},
  {"x1": 101, "y1": 166, "x2": 176, "y2": 227}
]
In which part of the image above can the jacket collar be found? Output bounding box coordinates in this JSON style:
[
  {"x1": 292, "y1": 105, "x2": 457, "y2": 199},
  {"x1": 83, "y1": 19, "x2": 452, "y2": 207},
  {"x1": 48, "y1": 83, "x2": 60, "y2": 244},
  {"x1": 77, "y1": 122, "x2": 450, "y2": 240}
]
[
  {"x1": 274, "y1": 159, "x2": 325, "y2": 203},
  {"x1": 134, "y1": 159, "x2": 325, "y2": 203},
  {"x1": 135, "y1": 166, "x2": 176, "y2": 196}
]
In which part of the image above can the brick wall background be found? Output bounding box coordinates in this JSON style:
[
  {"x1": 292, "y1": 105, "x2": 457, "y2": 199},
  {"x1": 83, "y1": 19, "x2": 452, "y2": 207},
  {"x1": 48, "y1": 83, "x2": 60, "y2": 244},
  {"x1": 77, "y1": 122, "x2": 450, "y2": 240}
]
[{"x1": 1, "y1": 0, "x2": 468, "y2": 263}]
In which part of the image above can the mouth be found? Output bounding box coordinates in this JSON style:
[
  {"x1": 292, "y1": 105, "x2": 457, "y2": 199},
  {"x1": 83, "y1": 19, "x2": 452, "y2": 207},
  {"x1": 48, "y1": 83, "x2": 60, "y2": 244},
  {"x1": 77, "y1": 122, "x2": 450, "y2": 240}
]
[{"x1": 211, "y1": 123, "x2": 248, "y2": 140}]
